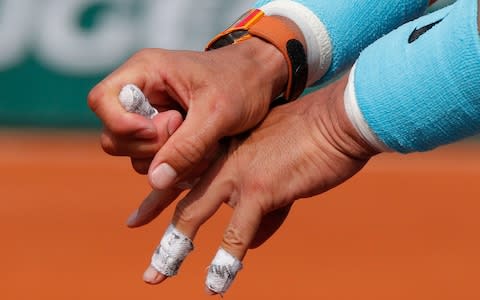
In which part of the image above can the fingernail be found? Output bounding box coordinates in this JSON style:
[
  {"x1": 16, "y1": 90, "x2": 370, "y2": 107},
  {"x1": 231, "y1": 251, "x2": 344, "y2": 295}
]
[
  {"x1": 143, "y1": 266, "x2": 166, "y2": 284},
  {"x1": 150, "y1": 163, "x2": 177, "y2": 190},
  {"x1": 126, "y1": 209, "x2": 139, "y2": 227}
]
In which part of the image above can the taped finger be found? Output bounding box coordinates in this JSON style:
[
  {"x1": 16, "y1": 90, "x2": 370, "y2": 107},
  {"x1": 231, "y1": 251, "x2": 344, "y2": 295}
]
[
  {"x1": 206, "y1": 248, "x2": 243, "y2": 295},
  {"x1": 119, "y1": 84, "x2": 158, "y2": 118},
  {"x1": 206, "y1": 200, "x2": 263, "y2": 295},
  {"x1": 143, "y1": 156, "x2": 230, "y2": 284},
  {"x1": 150, "y1": 224, "x2": 194, "y2": 276}
]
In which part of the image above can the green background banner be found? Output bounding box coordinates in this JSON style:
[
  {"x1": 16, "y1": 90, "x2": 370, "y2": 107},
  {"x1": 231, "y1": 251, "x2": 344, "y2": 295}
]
[
  {"x1": 0, "y1": 0, "x2": 252, "y2": 128},
  {"x1": 0, "y1": 0, "x2": 454, "y2": 128}
]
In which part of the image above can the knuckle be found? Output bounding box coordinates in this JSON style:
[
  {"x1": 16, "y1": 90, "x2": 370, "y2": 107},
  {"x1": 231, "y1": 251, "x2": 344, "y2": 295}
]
[
  {"x1": 106, "y1": 119, "x2": 129, "y2": 136},
  {"x1": 132, "y1": 48, "x2": 150, "y2": 59},
  {"x1": 173, "y1": 200, "x2": 201, "y2": 227},
  {"x1": 100, "y1": 133, "x2": 117, "y2": 155},
  {"x1": 244, "y1": 180, "x2": 268, "y2": 197},
  {"x1": 243, "y1": 181, "x2": 274, "y2": 214},
  {"x1": 87, "y1": 84, "x2": 105, "y2": 113},
  {"x1": 131, "y1": 48, "x2": 157, "y2": 64},
  {"x1": 102, "y1": 114, "x2": 135, "y2": 136},
  {"x1": 106, "y1": 121, "x2": 127, "y2": 136},
  {"x1": 171, "y1": 136, "x2": 207, "y2": 168},
  {"x1": 222, "y1": 225, "x2": 248, "y2": 250}
]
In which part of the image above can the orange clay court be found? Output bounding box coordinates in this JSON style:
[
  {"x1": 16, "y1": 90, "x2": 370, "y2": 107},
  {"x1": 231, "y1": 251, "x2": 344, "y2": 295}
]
[{"x1": 1, "y1": 131, "x2": 479, "y2": 300}]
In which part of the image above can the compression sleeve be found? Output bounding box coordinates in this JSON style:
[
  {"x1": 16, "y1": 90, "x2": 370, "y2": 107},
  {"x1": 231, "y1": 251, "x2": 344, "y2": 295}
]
[
  {"x1": 254, "y1": 0, "x2": 435, "y2": 85},
  {"x1": 345, "y1": 0, "x2": 480, "y2": 153}
]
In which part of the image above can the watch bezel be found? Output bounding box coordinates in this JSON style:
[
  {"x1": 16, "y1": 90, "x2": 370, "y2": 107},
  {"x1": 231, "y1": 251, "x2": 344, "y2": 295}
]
[{"x1": 208, "y1": 30, "x2": 249, "y2": 49}]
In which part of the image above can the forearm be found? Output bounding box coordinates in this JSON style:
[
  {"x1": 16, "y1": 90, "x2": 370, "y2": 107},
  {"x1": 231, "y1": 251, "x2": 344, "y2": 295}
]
[
  {"x1": 345, "y1": 0, "x2": 480, "y2": 153},
  {"x1": 254, "y1": 0, "x2": 437, "y2": 85}
]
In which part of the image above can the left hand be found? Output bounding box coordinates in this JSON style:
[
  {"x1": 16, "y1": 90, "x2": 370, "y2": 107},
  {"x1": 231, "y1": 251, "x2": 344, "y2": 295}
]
[{"x1": 132, "y1": 72, "x2": 380, "y2": 293}]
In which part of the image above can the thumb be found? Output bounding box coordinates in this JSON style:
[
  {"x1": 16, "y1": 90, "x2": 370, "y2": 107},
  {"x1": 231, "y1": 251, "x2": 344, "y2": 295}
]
[{"x1": 147, "y1": 103, "x2": 225, "y2": 190}]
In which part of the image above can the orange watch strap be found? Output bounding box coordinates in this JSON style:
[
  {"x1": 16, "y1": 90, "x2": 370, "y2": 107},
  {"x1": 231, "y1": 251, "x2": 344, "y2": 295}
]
[
  {"x1": 248, "y1": 16, "x2": 308, "y2": 101},
  {"x1": 206, "y1": 9, "x2": 308, "y2": 101}
]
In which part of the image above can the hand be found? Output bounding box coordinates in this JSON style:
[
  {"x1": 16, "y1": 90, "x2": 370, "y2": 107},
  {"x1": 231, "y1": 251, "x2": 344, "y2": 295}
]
[
  {"x1": 88, "y1": 36, "x2": 288, "y2": 188},
  {"x1": 134, "y1": 72, "x2": 380, "y2": 293}
]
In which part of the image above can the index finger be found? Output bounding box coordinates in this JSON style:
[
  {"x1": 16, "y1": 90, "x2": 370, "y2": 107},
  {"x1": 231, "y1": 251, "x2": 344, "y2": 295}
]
[{"x1": 88, "y1": 65, "x2": 156, "y2": 138}]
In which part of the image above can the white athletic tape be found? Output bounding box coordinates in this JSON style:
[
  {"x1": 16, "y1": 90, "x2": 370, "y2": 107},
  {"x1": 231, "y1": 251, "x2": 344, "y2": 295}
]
[
  {"x1": 206, "y1": 248, "x2": 243, "y2": 294},
  {"x1": 151, "y1": 224, "x2": 194, "y2": 277},
  {"x1": 118, "y1": 84, "x2": 158, "y2": 119}
]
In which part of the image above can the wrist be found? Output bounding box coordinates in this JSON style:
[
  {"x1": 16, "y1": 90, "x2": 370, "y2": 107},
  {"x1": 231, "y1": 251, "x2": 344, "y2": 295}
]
[
  {"x1": 206, "y1": 12, "x2": 307, "y2": 102},
  {"x1": 208, "y1": 35, "x2": 288, "y2": 104},
  {"x1": 343, "y1": 66, "x2": 391, "y2": 153},
  {"x1": 333, "y1": 76, "x2": 381, "y2": 159},
  {"x1": 306, "y1": 73, "x2": 380, "y2": 160},
  {"x1": 240, "y1": 36, "x2": 289, "y2": 100}
]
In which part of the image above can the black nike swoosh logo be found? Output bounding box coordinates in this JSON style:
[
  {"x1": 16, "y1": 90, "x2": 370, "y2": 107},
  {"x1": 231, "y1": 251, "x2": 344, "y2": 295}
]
[{"x1": 408, "y1": 18, "x2": 444, "y2": 43}]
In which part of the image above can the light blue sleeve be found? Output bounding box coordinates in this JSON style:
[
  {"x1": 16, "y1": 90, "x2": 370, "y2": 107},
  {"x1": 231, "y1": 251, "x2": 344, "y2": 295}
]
[
  {"x1": 255, "y1": 0, "x2": 430, "y2": 84},
  {"x1": 354, "y1": 0, "x2": 480, "y2": 152}
]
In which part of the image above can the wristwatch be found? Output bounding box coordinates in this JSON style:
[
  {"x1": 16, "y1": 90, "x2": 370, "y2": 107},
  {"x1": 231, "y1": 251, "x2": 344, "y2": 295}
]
[{"x1": 206, "y1": 9, "x2": 308, "y2": 102}]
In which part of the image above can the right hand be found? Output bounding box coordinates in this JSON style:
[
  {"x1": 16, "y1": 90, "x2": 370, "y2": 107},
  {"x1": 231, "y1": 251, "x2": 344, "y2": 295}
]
[{"x1": 88, "y1": 37, "x2": 288, "y2": 188}]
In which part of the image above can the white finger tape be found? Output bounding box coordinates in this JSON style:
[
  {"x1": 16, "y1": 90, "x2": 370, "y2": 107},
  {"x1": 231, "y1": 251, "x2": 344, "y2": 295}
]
[
  {"x1": 118, "y1": 84, "x2": 158, "y2": 119},
  {"x1": 206, "y1": 248, "x2": 243, "y2": 294},
  {"x1": 150, "y1": 224, "x2": 194, "y2": 277}
]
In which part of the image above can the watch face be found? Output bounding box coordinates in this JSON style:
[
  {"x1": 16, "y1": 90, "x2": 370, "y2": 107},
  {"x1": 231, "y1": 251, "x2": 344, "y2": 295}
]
[
  {"x1": 207, "y1": 9, "x2": 262, "y2": 51},
  {"x1": 209, "y1": 30, "x2": 249, "y2": 49}
]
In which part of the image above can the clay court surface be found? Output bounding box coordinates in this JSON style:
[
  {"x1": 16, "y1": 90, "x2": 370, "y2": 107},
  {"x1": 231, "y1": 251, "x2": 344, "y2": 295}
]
[{"x1": 1, "y1": 131, "x2": 479, "y2": 299}]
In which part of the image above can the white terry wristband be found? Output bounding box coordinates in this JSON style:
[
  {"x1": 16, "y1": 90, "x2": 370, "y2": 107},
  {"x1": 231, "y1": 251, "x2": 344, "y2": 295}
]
[
  {"x1": 151, "y1": 224, "x2": 194, "y2": 277},
  {"x1": 260, "y1": 0, "x2": 333, "y2": 86},
  {"x1": 344, "y1": 65, "x2": 391, "y2": 152}
]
